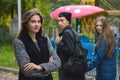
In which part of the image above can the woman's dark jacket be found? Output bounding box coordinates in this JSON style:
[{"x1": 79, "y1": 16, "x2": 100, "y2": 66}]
[
  {"x1": 13, "y1": 34, "x2": 61, "y2": 80},
  {"x1": 57, "y1": 26, "x2": 85, "y2": 80}
]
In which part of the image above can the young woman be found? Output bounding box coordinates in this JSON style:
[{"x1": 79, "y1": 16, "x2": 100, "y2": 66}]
[
  {"x1": 13, "y1": 8, "x2": 61, "y2": 80},
  {"x1": 87, "y1": 16, "x2": 116, "y2": 80}
]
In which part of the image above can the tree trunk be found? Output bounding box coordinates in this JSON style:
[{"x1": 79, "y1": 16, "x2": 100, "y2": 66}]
[{"x1": 95, "y1": 0, "x2": 99, "y2": 6}]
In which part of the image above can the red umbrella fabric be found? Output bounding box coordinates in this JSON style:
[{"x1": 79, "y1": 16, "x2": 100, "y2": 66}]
[{"x1": 50, "y1": 5, "x2": 107, "y2": 19}]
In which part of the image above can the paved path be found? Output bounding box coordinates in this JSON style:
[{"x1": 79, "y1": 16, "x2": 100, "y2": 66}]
[
  {"x1": 0, "y1": 72, "x2": 95, "y2": 80},
  {"x1": 0, "y1": 71, "x2": 18, "y2": 80},
  {"x1": 0, "y1": 72, "x2": 94, "y2": 80},
  {"x1": 0, "y1": 67, "x2": 18, "y2": 80},
  {"x1": 0, "y1": 67, "x2": 95, "y2": 80}
]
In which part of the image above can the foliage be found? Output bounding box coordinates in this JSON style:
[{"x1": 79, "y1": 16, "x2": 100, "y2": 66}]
[
  {"x1": 0, "y1": 25, "x2": 15, "y2": 45},
  {"x1": 0, "y1": 0, "x2": 17, "y2": 25},
  {"x1": 100, "y1": 0, "x2": 120, "y2": 10},
  {"x1": 0, "y1": 0, "x2": 120, "y2": 37},
  {"x1": 20, "y1": 0, "x2": 81, "y2": 27},
  {"x1": 52, "y1": 71, "x2": 59, "y2": 80}
]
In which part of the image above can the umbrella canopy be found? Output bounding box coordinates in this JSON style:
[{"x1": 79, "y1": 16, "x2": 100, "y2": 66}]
[{"x1": 50, "y1": 5, "x2": 107, "y2": 19}]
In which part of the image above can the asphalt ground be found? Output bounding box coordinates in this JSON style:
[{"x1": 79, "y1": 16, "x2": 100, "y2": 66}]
[
  {"x1": 0, "y1": 66, "x2": 95, "y2": 80},
  {"x1": 0, "y1": 71, "x2": 18, "y2": 80}
]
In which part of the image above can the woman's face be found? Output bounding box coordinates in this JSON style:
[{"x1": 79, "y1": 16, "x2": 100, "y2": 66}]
[
  {"x1": 27, "y1": 14, "x2": 41, "y2": 34},
  {"x1": 57, "y1": 17, "x2": 69, "y2": 29},
  {"x1": 96, "y1": 20, "x2": 103, "y2": 34}
]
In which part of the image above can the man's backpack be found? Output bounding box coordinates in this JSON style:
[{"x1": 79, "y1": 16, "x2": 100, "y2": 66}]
[{"x1": 62, "y1": 29, "x2": 88, "y2": 77}]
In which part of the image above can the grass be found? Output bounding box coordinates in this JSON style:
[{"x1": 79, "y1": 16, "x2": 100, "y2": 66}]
[
  {"x1": 0, "y1": 44, "x2": 58, "y2": 80},
  {"x1": 0, "y1": 44, "x2": 18, "y2": 69}
]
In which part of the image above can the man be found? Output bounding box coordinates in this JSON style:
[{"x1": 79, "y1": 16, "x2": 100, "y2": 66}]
[{"x1": 56, "y1": 12, "x2": 85, "y2": 80}]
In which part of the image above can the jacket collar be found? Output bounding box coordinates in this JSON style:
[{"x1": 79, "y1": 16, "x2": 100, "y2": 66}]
[
  {"x1": 59, "y1": 25, "x2": 72, "y2": 36},
  {"x1": 62, "y1": 25, "x2": 72, "y2": 33}
]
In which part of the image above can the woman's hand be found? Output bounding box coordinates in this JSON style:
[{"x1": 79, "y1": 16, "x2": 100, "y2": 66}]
[
  {"x1": 49, "y1": 56, "x2": 53, "y2": 62},
  {"x1": 55, "y1": 36, "x2": 62, "y2": 43},
  {"x1": 24, "y1": 63, "x2": 43, "y2": 71}
]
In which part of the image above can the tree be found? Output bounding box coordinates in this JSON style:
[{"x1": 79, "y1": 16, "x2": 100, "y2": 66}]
[
  {"x1": 99, "y1": 0, "x2": 120, "y2": 10},
  {"x1": 0, "y1": 0, "x2": 17, "y2": 26}
]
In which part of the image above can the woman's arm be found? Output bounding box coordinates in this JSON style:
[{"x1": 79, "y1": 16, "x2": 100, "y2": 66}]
[
  {"x1": 59, "y1": 31, "x2": 75, "y2": 56},
  {"x1": 39, "y1": 38, "x2": 61, "y2": 73},
  {"x1": 87, "y1": 38, "x2": 109, "y2": 71},
  {"x1": 13, "y1": 39, "x2": 48, "y2": 77}
]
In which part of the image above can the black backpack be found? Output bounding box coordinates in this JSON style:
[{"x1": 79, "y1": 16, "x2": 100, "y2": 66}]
[{"x1": 62, "y1": 29, "x2": 88, "y2": 78}]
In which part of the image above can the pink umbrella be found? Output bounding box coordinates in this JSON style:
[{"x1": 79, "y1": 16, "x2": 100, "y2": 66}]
[{"x1": 50, "y1": 5, "x2": 107, "y2": 19}]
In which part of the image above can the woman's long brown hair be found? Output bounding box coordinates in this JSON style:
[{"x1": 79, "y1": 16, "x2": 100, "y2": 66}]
[
  {"x1": 95, "y1": 16, "x2": 115, "y2": 58},
  {"x1": 16, "y1": 8, "x2": 43, "y2": 39}
]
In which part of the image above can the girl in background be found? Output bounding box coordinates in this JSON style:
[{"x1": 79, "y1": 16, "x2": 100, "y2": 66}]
[{"x1": 87, "y1": 16, "x2": 116, "y2": 80}]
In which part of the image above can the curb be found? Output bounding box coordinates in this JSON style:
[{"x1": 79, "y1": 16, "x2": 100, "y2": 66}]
[{"x1": 0, "y1": 66, "x2": 18, "y2": 75}]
